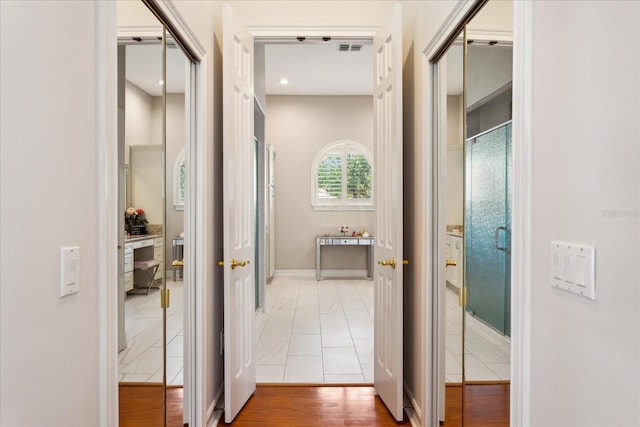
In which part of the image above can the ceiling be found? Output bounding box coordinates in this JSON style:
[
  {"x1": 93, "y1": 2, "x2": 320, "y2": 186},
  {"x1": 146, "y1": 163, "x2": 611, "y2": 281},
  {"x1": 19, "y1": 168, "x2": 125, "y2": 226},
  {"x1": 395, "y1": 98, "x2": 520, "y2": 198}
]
[
  {"x1": 264, "y1": 42, "x2": 373, "y2": 96},
  {"x1": 125, "y1": 44, "x2": 186, "y2": 96}
]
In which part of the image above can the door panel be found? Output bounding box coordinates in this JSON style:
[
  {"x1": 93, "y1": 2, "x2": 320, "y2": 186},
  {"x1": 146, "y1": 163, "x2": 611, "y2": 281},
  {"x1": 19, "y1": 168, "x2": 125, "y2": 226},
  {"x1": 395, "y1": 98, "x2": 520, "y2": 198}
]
[
  {"x1": 464, "y1": 122, "x2": 511, "y2": 335},
  {"x1": 223, "y1": 4, "x2": 255, "y2": 423},
  {"x1": 373, "y1": 3, "x2": 404, "y2": 422}
]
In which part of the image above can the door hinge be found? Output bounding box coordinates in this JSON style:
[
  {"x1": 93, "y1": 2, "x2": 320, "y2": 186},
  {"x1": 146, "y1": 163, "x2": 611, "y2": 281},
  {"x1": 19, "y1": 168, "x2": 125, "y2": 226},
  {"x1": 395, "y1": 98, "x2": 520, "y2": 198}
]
[
  {"x1": 458, "y1": 287, "x2": 467, "y2": 308},
  {"x1": 220, "y1": 330, "x2": 224, "y2": 355},
  {"x1": 160, "y1": 288, "x2": 170, "y2": 309}
]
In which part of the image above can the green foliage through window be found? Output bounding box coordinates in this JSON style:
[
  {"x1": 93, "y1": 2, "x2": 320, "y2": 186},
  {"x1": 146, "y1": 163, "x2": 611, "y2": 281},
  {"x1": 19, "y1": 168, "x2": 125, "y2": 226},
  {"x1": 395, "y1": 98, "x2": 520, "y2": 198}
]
[{"x1": 314, "y1": 141, "x2": 373, "y2": 208}]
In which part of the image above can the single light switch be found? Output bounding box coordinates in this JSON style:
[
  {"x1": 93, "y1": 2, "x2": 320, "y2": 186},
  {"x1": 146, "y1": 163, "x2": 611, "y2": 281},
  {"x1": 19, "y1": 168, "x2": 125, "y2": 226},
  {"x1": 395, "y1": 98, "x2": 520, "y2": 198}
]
[
  {"x1": 60, "y1": 246, "x2": 80, "y2": 297},
  {"x1": 574, "y1": 255, "x2": 586, "y2": 287}
]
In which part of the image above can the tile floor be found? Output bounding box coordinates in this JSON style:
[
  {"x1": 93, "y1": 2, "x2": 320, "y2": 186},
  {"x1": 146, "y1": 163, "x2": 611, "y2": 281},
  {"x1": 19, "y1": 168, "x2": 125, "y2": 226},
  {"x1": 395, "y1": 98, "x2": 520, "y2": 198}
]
[
  {"x1": 118, "y1": 280, "x2": 184, "y2": 385},
  {"x1": 256, "y1": 275, "x2": 374, "y2": 383},
  {"x1": 444, "y1": 285, "x2": 511, "y2": 382},
  {"x1": 118, "y1": 275, "x2": 510, "y2": 386}
]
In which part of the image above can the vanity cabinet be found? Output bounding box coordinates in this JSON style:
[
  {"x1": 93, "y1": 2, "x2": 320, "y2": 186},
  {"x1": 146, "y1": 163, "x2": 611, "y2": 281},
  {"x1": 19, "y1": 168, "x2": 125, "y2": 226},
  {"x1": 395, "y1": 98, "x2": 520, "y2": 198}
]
[
  {"x1": 124, "y1": 244, "x2": 134, "y2": 292},
  {"x1": 446, "y1": 234, "x2": 463, "y2": 289},
  {"x1": 153, "y1": 236, "x2": 164, "y2": 284}
]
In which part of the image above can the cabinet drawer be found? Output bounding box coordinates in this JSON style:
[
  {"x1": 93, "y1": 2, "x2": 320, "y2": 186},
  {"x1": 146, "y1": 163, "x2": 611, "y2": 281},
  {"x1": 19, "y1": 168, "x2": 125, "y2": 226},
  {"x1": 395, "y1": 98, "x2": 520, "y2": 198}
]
[
  {"x1": 124, "y1": 271, "x2": 134, "y2": 292},
  {"x1": 124, "y1": 254, "x2": 134, "y2": 272},
  {"x1": 133, "y1": 238, "x2": 153, "y2": 249},
  {"x1": 154, "y1": 246, "x2": 164, "y2": 260},
  {"x1": 154, "y1": 237, "x2": 163, "y2": 247}
]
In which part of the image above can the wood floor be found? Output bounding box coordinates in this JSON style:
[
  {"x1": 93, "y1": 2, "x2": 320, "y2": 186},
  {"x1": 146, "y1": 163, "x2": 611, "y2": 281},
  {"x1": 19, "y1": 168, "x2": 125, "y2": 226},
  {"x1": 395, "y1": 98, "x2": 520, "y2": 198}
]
[
  {"x1": 228, "y1": 386, "x2": 410, "y2": 426},
  {"x1": 118, "y1": 383, "x2": 509, "y2": 426},
  {"x1": 443, "y1": 383, "x2": 510, "y2": 427},
  {"x1": 119, "y1": 384, "x2": 184, "y2": 427}
]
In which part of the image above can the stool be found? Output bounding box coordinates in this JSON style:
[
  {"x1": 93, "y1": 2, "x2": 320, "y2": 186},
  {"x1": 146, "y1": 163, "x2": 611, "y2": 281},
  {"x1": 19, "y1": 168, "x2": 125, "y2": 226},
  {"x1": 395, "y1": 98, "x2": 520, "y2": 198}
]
[
  {"x1": 172, "y1": 259, "x2": 184, "y2": 281},
  {"x1": 129, "y1": 259, "x2": 160, "y2": 295}
]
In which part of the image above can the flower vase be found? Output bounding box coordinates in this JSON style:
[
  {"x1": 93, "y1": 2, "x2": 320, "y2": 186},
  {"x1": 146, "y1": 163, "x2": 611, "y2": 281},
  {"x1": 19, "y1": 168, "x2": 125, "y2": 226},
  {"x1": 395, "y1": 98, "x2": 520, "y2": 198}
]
[{"x1": 131, "y1": 225, "x2": 147, "y2": 235}]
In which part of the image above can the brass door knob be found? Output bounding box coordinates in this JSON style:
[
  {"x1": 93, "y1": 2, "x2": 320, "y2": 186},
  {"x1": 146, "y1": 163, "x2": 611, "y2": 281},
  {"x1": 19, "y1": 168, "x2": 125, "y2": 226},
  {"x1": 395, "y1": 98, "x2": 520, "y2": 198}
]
[
  {"x1": 446, "y1": 260, "x2": 457, "y2": 267},
  {"x1": 217, "y1": 261, "x2": 224, "y2": 267},
  {"x1": 230, "y1": 258, "x2": 250, "y2": 269},
  {"x1": 377, "y1": 258, "x2": 409, "y2": 269}
]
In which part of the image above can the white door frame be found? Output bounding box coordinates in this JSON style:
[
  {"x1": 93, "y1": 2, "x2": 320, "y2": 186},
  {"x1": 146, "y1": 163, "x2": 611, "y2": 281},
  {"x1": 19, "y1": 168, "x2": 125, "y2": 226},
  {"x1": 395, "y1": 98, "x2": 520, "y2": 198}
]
[
  {"x1": 100, "y1": 1, "x2": 209, "y2": 425},
  {"x1": 421, "y1": 0, "x2": 531, "y2": 426}
]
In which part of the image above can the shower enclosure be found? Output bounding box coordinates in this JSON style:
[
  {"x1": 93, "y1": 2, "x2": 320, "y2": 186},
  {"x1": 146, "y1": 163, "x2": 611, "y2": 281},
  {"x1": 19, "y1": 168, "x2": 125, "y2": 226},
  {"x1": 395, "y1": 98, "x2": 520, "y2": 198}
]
[{"x1": 464, "y1": 121, "x2": 512, "y2": 336}]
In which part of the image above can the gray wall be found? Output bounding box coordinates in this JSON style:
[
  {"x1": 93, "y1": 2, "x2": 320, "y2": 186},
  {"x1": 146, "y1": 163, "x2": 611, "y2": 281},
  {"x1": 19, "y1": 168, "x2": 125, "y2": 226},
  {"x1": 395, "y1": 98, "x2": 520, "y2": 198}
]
[
  {"x1": 266, "y1": 95, "x2": 374, "y2": 271},
  {"x1": 125, "y1": 85, "x2": 185, "y2": 272},
  {"x1": 152, "y1": 94, "x2": 186, "y2": 270}
]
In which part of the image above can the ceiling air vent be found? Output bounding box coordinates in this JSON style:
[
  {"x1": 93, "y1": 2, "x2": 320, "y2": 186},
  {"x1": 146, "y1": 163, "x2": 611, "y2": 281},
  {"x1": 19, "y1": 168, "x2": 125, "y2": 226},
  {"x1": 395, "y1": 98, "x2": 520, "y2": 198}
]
[{"x1": 337, "y1": 44, "x2": 364, "y2": 52}]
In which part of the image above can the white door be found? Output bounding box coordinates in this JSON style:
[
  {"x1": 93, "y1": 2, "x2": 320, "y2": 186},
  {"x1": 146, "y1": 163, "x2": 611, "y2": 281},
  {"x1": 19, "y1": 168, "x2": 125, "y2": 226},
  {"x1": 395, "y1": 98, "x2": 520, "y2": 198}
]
[
  {"x1": 222, "y1": 3, "x2": 255, "y2": 423},
  {"x1": 373, "y1": 4, "x2": 404, "y2": 422}
]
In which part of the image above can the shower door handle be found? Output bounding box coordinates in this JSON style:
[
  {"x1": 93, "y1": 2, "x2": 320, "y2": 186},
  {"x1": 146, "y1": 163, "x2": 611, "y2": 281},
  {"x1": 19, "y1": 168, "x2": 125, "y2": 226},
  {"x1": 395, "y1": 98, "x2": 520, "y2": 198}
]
[{"x1": 494, "y1": 226, "x2": 509, "y2": 252}]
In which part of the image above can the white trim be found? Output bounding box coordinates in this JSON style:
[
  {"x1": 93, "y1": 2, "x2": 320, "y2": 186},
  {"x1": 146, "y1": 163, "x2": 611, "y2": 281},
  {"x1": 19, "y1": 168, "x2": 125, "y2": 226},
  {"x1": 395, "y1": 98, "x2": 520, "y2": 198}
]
[
  {"x1": 403, "y1": 382, "x2": 423, "y2": 424},
  {"x1": 97, "y1": 1, "x2": 118, "y2": 426},
  {"x1": 116, "y1": 25, "x2": 162, "y2": 40},
  {"x1": 173, "y1": 147, "x2": 185, "y2": 210},
  {"x1": 466, "y1": 28, "x2": 513, "y2": 43},
  {"x1": 311, "y1": 140, "x2": 374, "y2": 211},
  {"x1": 422, "y1": 1, "x2": 474, "y2": 59},
  {"x1": 156, "y1": 1, "x2": 206, "y2": 59},
  {"x1": 511, "y1": 1, "x2": 534, "y2": 425},
  {"x1": 206, "y1": 384, "x2": 224, "y2": 427},
  {"x1": 249, "y1": 25, "x2": 377, "y2": 39}
]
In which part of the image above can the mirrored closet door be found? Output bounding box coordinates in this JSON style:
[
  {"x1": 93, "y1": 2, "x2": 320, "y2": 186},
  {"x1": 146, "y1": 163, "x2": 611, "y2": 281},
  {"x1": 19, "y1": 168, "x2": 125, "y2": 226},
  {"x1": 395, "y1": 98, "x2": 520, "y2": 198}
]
[
  {"x1": 437, "y1": 1, "x2": 513, "y2": 425},
  {"x1": 117, "y1": 2, "x2": 191, "y2": 424}
]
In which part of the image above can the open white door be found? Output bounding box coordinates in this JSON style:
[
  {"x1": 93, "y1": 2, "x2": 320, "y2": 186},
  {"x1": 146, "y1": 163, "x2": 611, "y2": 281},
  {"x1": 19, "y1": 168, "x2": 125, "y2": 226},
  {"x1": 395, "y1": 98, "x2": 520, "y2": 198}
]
[
  {"x1": 222, "y1": 3, "x2": 255, "y2": 423},
  {"x1": 373, "y1": 3, "x2": 404, "y2": 422}
]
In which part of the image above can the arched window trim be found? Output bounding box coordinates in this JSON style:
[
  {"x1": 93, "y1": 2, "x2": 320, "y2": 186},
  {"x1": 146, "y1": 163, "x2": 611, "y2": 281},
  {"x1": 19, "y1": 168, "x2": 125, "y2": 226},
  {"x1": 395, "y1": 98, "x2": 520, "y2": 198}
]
[
  {"x1": 173, "y1": 147, "x2": 185, "y2": 211},
  {"x1": 311, "y1": 140, "x2": 374, "y2": 211}
]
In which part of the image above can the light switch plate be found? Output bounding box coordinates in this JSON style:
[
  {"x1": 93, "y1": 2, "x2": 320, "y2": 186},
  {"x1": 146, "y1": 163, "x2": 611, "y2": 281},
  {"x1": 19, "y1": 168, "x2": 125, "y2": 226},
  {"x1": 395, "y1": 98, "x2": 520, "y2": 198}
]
[
  {"x1": 550, "y1": 241, "x2": 596, "y2": 300},
  {"x1": 60, "y1": 246, "x2": 80, "y2": 297}
]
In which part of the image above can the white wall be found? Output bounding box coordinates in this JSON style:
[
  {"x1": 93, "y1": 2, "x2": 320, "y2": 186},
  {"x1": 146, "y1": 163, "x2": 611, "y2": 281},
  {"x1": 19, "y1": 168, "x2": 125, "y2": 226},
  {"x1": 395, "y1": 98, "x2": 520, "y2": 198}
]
[
  {"x1": 0, "y1": 2, "x2": 102, "y2": 425},
  {"x1": 526, "y1": 1, "x2": 640, "y2": 425},
  {"x1": 266, "y1": 95, "x2": 374, "y2": 271}
]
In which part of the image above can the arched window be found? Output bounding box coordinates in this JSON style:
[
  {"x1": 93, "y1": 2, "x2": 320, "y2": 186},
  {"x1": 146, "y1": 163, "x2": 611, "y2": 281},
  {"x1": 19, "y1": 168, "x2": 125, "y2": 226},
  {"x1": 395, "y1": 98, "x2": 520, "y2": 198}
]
[{"x1": 311, "y1": 140, "x2": 373, "y2": 211}]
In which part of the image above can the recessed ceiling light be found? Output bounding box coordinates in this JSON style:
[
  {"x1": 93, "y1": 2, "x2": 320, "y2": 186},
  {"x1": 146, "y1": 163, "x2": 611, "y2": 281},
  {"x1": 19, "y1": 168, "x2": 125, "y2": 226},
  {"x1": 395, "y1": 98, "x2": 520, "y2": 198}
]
[
  {"x1": 280, "y1": 78, "x2": 289, "y2": 85},
  {"x1": 158, "y1": 80, "x2": 165, "y2": 85}
]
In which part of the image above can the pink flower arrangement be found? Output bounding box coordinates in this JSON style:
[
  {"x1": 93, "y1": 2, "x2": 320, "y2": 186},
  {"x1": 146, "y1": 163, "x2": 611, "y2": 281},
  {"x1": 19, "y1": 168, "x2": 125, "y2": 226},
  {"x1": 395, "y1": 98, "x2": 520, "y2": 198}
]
[{"x1": 125, "y1": 207, "x2": 148, "y2": 227}]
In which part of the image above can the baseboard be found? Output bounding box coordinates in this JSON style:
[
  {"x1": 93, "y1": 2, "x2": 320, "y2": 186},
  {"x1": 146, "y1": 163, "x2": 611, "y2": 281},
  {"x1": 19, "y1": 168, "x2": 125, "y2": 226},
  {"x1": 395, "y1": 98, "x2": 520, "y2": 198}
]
[
  {"x1": 404, "y1": 383, "x2": 423, "y2": 427},
  {"x1": 273, "y1": 269, "x2": 370, "y2": 279},
  {"x1": 273, "y1": 269, "x2": 315, "y2": 278},
  {"x1": 206, "y1": 384, "x2": 224, "y2": 427}
]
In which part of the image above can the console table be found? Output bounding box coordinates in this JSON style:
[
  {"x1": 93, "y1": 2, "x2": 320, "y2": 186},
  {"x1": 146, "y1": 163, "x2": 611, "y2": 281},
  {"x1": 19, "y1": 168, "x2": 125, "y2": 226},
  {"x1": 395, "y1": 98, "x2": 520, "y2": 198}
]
[{"x1": 315, "y1": 236, "x2": 374, "y2": 281}]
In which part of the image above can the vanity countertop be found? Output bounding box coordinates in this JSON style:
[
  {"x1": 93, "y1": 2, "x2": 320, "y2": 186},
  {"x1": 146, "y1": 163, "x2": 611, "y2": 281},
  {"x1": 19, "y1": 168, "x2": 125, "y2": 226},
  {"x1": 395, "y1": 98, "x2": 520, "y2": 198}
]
[{"x1": 125, "y1": 234, "x2": 162, "y2": 243}]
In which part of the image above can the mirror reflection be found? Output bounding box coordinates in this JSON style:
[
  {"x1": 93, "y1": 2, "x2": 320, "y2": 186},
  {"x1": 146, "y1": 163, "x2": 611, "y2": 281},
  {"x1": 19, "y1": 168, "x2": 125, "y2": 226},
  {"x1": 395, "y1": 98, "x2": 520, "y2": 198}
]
[
  {"x1": 440, "y1": 1, "x2": 513, "y2": 425},
  {"x1": 117, "y1": 7, "x2": 189, "y2": 424}
]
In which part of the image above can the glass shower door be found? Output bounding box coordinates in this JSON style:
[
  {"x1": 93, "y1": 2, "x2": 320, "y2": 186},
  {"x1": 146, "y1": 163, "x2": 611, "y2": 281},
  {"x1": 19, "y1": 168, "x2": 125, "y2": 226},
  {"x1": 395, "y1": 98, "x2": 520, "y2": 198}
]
[{"x1": 464, "y1": 122, "x2": 511, "y2": 336}]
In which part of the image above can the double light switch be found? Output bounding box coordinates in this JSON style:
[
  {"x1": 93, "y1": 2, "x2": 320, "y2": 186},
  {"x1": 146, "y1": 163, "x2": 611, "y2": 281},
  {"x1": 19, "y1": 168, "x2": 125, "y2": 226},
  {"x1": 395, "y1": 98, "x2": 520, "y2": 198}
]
[{"x1": 550, "y1": 241, "x2": 596, "y2": 300}]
